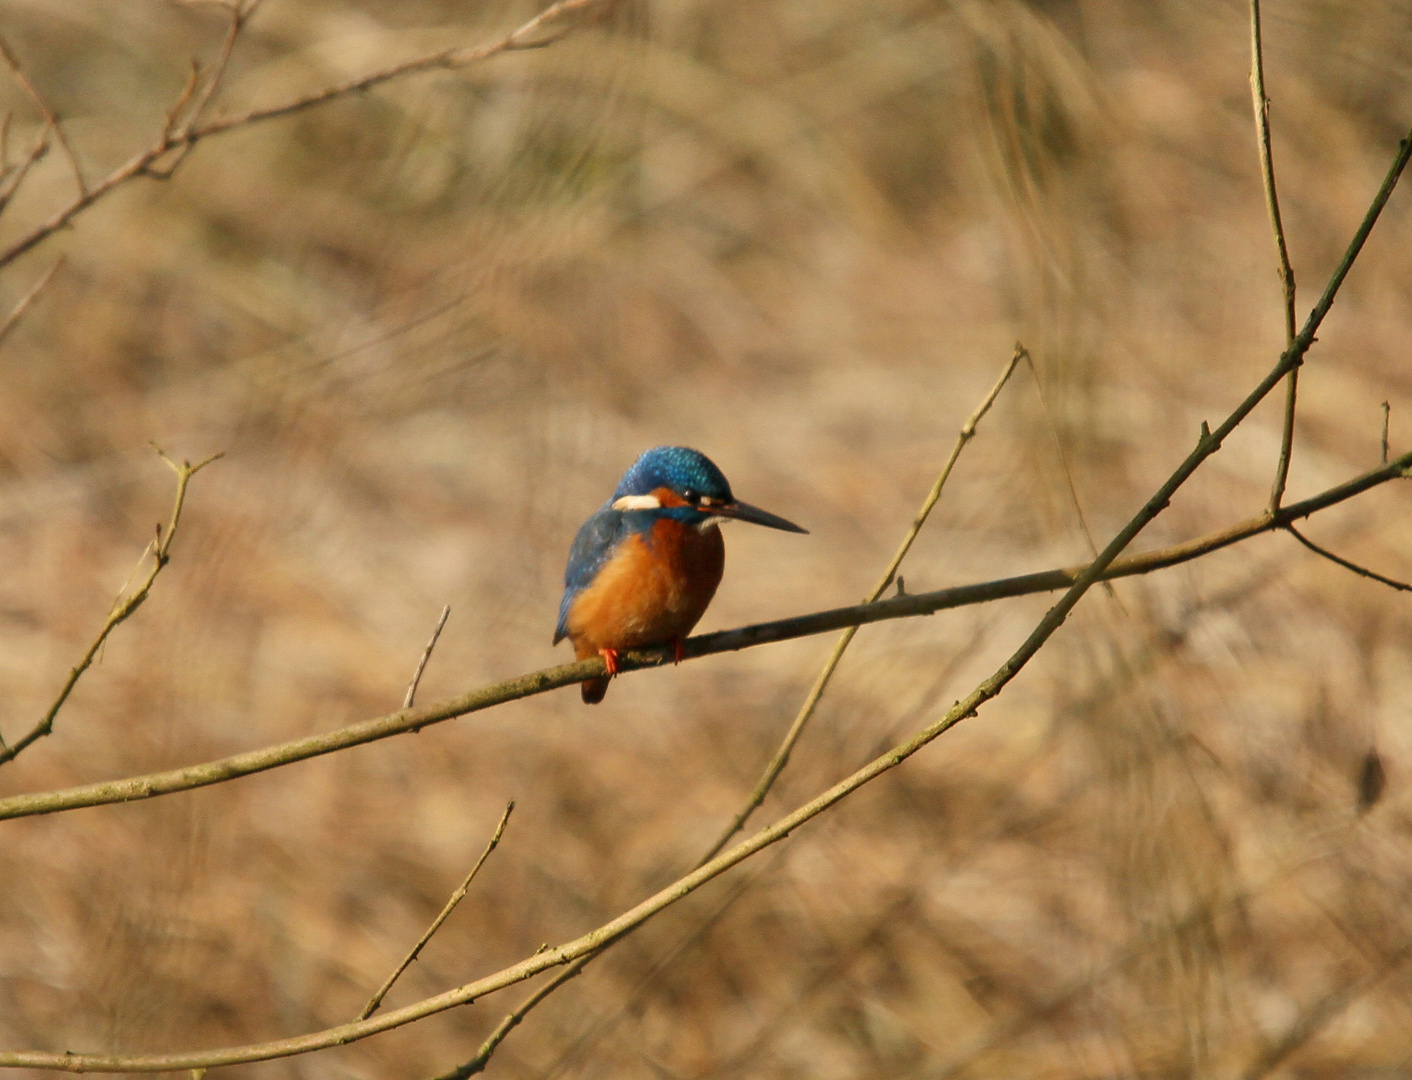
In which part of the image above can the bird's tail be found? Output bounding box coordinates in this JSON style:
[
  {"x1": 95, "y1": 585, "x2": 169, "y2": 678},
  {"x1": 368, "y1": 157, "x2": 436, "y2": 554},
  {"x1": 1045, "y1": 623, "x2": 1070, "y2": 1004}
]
[{"x1": 580, "y1": 676, "x2": 610, "y2": 705}]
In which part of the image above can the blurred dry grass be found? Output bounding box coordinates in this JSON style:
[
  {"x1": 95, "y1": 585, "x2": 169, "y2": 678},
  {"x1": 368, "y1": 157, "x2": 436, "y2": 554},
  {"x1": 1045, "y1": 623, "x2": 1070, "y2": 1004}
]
[{"x1": 1, "y1": 0, "x2": 1412, "y2": 1075}]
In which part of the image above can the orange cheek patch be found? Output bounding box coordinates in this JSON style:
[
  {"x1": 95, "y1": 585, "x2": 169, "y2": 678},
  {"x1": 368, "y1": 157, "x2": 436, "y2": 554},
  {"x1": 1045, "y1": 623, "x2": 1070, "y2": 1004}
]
[{"x1": 653, "y1": 486, "x2": 690, "y2": 509}]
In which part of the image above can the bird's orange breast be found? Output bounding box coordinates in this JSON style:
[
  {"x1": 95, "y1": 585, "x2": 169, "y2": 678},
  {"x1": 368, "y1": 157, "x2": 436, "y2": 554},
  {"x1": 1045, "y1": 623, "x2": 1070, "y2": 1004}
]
[{"x1": 564, "y1": 519, "x2": 725, "y2": 657}]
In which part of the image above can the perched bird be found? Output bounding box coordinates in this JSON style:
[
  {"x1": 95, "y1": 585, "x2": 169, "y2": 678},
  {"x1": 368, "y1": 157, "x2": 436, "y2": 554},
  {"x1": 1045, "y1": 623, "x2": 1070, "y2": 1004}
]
[{"x1": 555, "y1": 446, "x2": 806, "y2": 703}]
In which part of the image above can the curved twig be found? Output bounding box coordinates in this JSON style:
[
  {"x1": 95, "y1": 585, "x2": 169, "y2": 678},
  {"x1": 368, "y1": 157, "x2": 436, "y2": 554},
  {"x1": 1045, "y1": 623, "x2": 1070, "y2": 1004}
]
[{"x1": 1284, "y1": 523, "x2": 1412, "y2": 592}]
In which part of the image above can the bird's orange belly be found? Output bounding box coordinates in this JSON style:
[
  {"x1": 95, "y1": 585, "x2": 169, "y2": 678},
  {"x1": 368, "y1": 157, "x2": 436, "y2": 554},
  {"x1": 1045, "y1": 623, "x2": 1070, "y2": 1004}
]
[{"x1": 566, "y1": 521, "x2": 724, "y2": 656}]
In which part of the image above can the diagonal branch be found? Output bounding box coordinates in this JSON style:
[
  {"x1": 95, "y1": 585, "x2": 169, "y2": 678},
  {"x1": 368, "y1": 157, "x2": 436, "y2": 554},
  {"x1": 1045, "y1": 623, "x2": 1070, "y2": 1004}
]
[
  {"x1": 0, "y1": 448, "x2": 222, "y2": 767},
  {"x1": 0, "y1": 255, "x2": 62, "y2": 347},
  {"x1": 359, "y1": 802, "x2": 514, "y2": 1021},
  {"x1": 1250, "y1": 0, "x2": 1300, "y2": 512},
  {"x1": 1, "y1": 446, "x2": 1408, "y2": 820},
  {"x1": 697, "y1": 344, "x2": 1023, "y2": 867},
  {"x1": 404, "y1": 605, "x2": 452, "y2": 709},
  {"x1": 0, "y1": 35, "x2": 84, "y2": 197},
  {"x1": 0, "y1": 0, "x2": 606, "y2": 272}
]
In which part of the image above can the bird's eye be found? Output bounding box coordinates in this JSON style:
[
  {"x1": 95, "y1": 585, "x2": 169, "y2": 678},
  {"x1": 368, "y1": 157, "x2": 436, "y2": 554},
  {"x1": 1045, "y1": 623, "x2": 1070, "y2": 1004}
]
[{"x1": 682, "y1": 489, "x2": 699, "y2": 505}]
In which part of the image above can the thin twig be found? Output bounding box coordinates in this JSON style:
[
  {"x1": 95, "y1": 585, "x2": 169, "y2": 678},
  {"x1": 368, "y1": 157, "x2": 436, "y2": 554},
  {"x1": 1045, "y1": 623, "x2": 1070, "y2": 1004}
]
[
  {"x1": 359, "y1": 802, "x2": 513, "y2": 1021},
  {"x1": 0, "y1": 0, "x2": 605, "y2": 271},
  {"x1": 0, "y1": 35, "x2": 84, "y2": 196},
  {"x1": 1381, "y1": 400, "x2": 1390, "y2": 464},
  {"x1": 0, "y1": 447, "x2": 222, "y2": 767},
  {"x1": 404, "y1": 605, "x2": 451, "y2": 709},
  {"x1": 696, "y1": 344, "x2": 1023, "y2": 867},
  {"x1": 0, "y1": 126, "x2": 48, "y2": 214},
  {"x1": 0, "y1": 255, "x2": 61, "y2": 347},
  {"x1": 3, "y1": 446, "x2": 1410, "y2": 821},
  {"x1": 1251, "y1": 0, "x2": 1299, "y2": 512},
  {"x1": 1284, "y1": 523, "x2": 1412, "y2": 592},
  {"x1": 1, "y1": 120, "x2": 1409, "y2": 1071},
  {"x1": 438, "y1": 861, "x2": 780, "y2": 1080}
]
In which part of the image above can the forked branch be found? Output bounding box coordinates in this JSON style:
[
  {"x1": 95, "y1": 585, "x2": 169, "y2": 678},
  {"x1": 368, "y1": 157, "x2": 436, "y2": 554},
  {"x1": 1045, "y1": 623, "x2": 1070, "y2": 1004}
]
[
  {"x1": 0, "y1": 0, "x2": 607, "y2": 271},
  {"x1": 0, "y1": 448, "x2": 221, "y2": 767}
]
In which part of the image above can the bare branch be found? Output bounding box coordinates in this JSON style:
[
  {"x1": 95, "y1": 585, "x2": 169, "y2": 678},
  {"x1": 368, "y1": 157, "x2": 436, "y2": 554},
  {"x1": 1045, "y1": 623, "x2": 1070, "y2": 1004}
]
[
  {"x1": 0, "y1": 116, "x2": 1409, "y2": 1072},
  {"x1": 1, "y1": 446, "x2": 1409, "y2": 821},
  {"x1": 1251, "y1": 0, "x2": 1299, "y2": 512},
  {"x1": 0, "y1": 0, "x2": 607, "y2": 271},
  {"x1": 0, "y1": 254, "x2": 61, "y2": 347},
  {"x1": 0, "y1": 282, "x2": 1348, "y2": 1068},
  {"x1": 696, "y1": 344, "x2": 1023, "y2": 867},
  {"x1": 0, "y1": 447, "x2": 222, "y2": 767},
  {"x1": 359, "y1": 801, "x2": 513, "y2": 1021},
  {"x1": 1284, "y1": 523, "x2": 1412, "y2": 592},
  {"x1": 0, "y1": 35, "x2": 84, "y2": 196},
  {"x1": 182, "y1": 1, "x2": 261, "y2": 135},
  {"x1": 404, "y1": 605, "x2": 451, "y2": 709}
]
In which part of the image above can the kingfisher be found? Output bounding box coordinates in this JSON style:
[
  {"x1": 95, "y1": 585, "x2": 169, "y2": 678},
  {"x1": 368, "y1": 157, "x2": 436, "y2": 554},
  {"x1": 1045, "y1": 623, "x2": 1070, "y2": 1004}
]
[{"x1": 555, "y1": 446, "x2": 807, "y2": 703}]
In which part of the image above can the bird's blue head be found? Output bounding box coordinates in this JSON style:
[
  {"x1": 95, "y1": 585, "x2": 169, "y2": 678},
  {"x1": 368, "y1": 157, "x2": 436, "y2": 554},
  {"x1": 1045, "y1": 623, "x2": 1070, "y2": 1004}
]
[
  {"x1": 614, "y1": 446, "x2": 732, "y2": 506},
  {"x1": 610, "y1": 446, "x2": 806, "y2": 533}
]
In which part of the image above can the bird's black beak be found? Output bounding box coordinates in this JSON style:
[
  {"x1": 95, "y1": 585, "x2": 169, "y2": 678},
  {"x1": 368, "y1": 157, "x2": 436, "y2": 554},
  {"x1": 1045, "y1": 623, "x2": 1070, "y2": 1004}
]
[{"x1": 716, "y1": 499, "x2": 808, "y2": 533}]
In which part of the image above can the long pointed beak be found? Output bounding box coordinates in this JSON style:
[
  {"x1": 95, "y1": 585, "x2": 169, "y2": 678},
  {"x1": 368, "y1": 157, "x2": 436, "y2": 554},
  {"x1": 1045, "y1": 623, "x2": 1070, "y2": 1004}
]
[{"x1": 716, "y1": 499, "x2": 808, "y2": 533}]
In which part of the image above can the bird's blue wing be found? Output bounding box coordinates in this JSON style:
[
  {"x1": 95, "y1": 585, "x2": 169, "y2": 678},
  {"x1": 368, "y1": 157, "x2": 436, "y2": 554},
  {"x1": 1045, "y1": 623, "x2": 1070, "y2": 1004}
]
[{"x1": 555, "y1": 505, "x2": 627, "y2": 644}]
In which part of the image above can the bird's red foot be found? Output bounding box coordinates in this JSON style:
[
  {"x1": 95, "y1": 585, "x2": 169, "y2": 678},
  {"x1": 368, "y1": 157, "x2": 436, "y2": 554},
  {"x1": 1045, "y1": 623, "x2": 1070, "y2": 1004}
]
[
  {"x1": 671, "y1": 638, "x2": 685, "y2": 665},
  {"x1": 599, "y1": 647, "x2": 621, "y2": 676}
]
